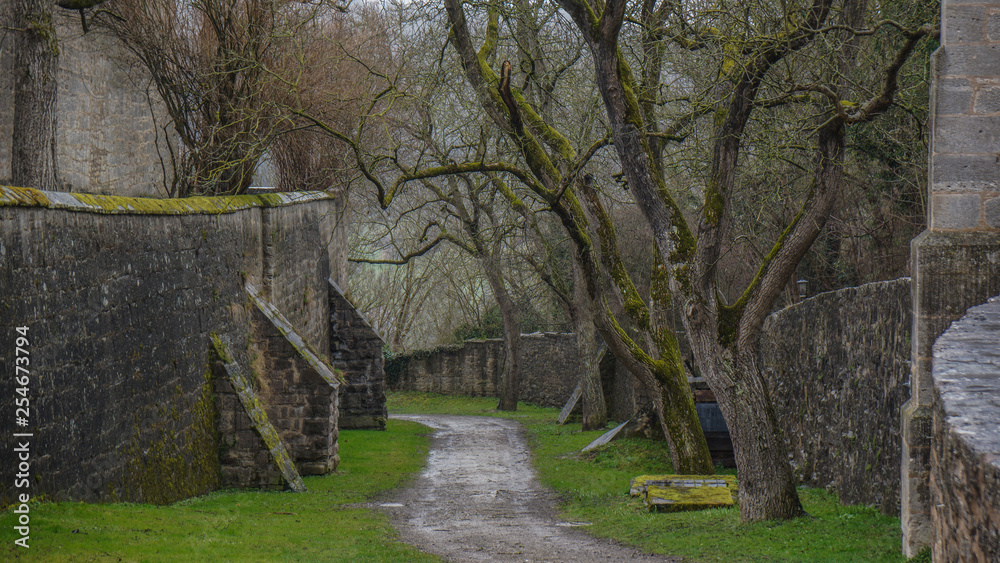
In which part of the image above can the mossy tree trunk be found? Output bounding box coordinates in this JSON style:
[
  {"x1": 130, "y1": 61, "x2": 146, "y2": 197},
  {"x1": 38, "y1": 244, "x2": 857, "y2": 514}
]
[
  {"x1": 551, "y1": 0, "x2": 931, "y2": 520},
  {"x1": 441, "y1": 0, "x2": 711, "y2": 470},
  {"x1": 589, "y1": 294, "x2": 713, "y2": 474},
  {"x1": 571, "y1": 262, "x2": 606, "y2": 430},
  {"x1": 483, "y1": 251, "x2": 522, "y2": 411}
]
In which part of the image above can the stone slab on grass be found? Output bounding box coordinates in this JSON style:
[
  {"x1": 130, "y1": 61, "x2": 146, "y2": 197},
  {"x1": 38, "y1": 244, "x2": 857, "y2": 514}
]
[{"x1": 629, "y1": 474, "x2": 738, "y2": 512}]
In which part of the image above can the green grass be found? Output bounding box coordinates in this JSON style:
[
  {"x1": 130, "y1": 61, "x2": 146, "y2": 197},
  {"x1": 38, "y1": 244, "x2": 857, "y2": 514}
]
[
  {"x1": 0, "y1": 420, "x2": 440, "y2": 562},
  {"x1": 388, "y1": 391, "x2": 920, "y2": 563}
]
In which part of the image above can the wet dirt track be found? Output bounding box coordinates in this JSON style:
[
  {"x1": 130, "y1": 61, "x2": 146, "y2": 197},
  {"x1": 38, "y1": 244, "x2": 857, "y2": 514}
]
[{"x1": 385, "y1": 414, "x2": 675, "y2": 563}]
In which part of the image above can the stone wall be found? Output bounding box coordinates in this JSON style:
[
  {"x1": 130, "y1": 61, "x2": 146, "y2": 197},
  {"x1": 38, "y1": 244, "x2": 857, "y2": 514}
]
[
  {"x1": 390, "y1": 333, "x2": 585, "y2": 408},
  {"x1": 929, "y1": 296, "x2": 1000, "y2": 562},
  {"x1": 904, "y1": 0, "x2": 1000, "y2": 553},
  {"x1": 211, "y1": 336, "x2": 303, "y2": 492},
  {"x1": 330, "y1": 280, "x2": 387, "y2": 430},
  {"x1": 0, "y1": 10, "x2": 172, "y2": 196},
  {"x1": 249, "y1": 284, "x2": 340, "y2": 476},
  {"x1": 0, "y1": 187, "x2": 366, "y2": 505},
  {"x1": 760, "y1": 279, "x2": 912, "y2": 515}
]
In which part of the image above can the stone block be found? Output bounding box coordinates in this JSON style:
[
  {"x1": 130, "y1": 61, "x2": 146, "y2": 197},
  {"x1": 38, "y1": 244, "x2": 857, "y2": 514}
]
[
  {"x1": 944, "y1": 5, "x2": 987, "y2": 45},
  {"x1": 630, "y1": 474, "x2": 739, "y2": 513},
  {"x1": 989, "y1": 11, "x2": 1000, "y2": 43},
  {"x1": 985, "y1": 196, "x2": 1000, "y2": 228},
  {"x1": 934, "y1": 115, "x2": 1000, "y2": 155},
  {"x1": 938, "y1": 45, "x2": 1000, "y2": 80},
  {"x1": 936, "y1": 78, "x2": 974, "y2": 115},
  {"x1": 974, "y1": 86, "x2": 1000, "y2": 114},
  {"x1": 931, "y1": 193, "x2": 982, "y2": 229},
  {"x1": 931, "y1": 154, "x2": 1000, "y2": 192}
]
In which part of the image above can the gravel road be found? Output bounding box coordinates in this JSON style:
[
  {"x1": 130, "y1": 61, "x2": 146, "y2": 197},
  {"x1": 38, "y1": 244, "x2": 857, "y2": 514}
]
[{"x1": 384, "y1": 414, "x2": 675, "y2": 562}]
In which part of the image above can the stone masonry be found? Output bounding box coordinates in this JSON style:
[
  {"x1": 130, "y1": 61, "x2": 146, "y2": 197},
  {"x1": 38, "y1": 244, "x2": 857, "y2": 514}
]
[
  {"x1": 929, "y1": 297, "x2": 1000, "y2": 562},
  {"x1": 0, "y1": 8, "x2": 172, "y2": 196},
  {"x1": 389, "y1": 333, "x2": 636, "y2": 418},
  {"x1": 904, "y1": 1, "x2": 1000, "y2": 555},
  {"x1": 249, "y1": 283, "x2": 341, "y2": 476},
  {"x1": 329, "y1": 280, "x2": 388, "y2": 430},
  {"x1": 0, "y1": 187, "x2": 380, "y2": 505},
  {"x1": 761, "y1": 279, "x2": 912, "y2": 516}
]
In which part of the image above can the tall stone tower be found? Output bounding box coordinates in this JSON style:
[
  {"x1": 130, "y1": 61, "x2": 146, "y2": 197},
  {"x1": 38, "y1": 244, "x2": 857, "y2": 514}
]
[{"x1": 903, "y1": 0, "x2": 1000, "y2": 555}]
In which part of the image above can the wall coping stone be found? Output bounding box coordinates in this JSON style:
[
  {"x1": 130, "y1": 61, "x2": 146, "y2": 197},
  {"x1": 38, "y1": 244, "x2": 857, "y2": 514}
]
[
  {"x1": 329, "y1": 278, "x2": 384, "y2": 342},
  {"x1": 932, "y1": 294, "x2": 1000, "y2": 467},
  {"x1": 0, "y1": 185, "x2": 334, "y2": 215},
  {"x1": 247, "y1": 282, "x2": 341, "y2": 391},
  {"x1": 210, "y1": 335, "x2": 306, "y2": 492}
]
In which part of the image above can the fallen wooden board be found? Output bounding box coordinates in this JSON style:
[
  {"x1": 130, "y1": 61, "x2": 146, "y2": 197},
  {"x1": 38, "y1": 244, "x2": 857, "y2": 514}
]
[
  {"x1": 581, "y1": 420, "x2": 628, "y2": 452},
  {"x1": 557, "y1": 383, "x2": 583, "y2": 425}
]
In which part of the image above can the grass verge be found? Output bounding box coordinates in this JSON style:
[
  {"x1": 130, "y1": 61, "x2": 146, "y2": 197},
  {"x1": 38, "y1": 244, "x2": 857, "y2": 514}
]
[
  {"x1": 0, "y1": 419, "x2": 439, "y2": 562},
  {"x1": 388, "y1": 391, "x2": 921, "y2": 563}
]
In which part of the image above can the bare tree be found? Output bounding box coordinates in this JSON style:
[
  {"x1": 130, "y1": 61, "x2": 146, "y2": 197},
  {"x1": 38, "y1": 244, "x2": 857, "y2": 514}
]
[
  {"x1": 98, "y1": 0, "x2": 311, "y2": 196},
  {"x1": 547, "y1": 0, "x2": 936, "y2": 519}
]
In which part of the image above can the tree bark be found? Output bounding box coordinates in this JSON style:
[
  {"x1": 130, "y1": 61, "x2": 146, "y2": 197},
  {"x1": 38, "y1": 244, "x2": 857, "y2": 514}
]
[
  {"x1": 11, "y1": 0, "x2": 59, "y2": 190},
  {"x1": 590, "y1": 298, "x2": 713, "y2": 474},
  {"x1": 571, "y1": 261, "x2": 606, "y2": 430},
  {"x1": 481, "y1": 252, "x2": 522, "y2": 411}
]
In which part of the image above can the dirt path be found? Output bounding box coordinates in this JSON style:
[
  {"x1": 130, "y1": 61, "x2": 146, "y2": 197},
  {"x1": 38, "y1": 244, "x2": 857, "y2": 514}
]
[{"x1": 384, "y1": 414, "x2": 675, "y2": 563}]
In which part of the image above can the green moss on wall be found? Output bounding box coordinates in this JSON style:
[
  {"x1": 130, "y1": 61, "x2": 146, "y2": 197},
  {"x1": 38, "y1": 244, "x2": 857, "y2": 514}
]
[
  {"x1": 122, "y1": 371, "x2": 221, "y2": 505},
  {"x1": 0, "y1": 185, "x2": 334, "y2": 215},
  {"x1": 0, "y1": 186, "x2": 50, "y2": 206}
]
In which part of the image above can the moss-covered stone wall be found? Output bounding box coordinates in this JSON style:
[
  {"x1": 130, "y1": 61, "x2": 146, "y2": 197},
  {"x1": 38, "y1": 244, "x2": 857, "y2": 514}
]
[
  {"x1": 759, "y1": 278, "x2": 912, "y2": 515},
  {"x1": 0, "y1": 187, "x2": 345, "y2": 505}
]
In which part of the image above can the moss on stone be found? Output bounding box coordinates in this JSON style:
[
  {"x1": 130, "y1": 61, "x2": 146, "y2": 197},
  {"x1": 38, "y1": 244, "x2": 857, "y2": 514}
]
[
  {"x1": 0, "y1": 185, "x2": 334, "y2": 215},
  {"x1": 631, "y1": 474, "x2": 739, "y2": 512},
  {"x1": 645, "y1": 483, "x2": 734, "y2": 512},
  {"x1": 0, "y1": 186, "x2": 50, "y2": 206},
  {"x1": 123, "y1": 375, "x2": 221, "y2": 505}
]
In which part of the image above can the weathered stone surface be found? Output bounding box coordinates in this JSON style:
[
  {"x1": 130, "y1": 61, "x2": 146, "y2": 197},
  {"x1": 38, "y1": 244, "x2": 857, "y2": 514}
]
[
  {"x1": 211, "y1": 335, "x2": 304, "y2": 492},
  {"x1": 0, "y1": 188, "x2": 360, "y2": 505},
  {"x1": 0, "y1": 10, "x2": 172, "y2": 195},
  {"x1": 932, "y1": 154, "x2": 1000, "y2": 192},
  {"x1": 931, "y1": 193, "x2": 983, "y2": 229},
  {"x1": 908, "y1": 5, "x2": 1000, "y2": 548},
  {"x1": 391, "y1": 333, "x2": 576, "y2": 407},
  {"x1": 390, "y1": 333, "x2": 637, "y2": 414},
  {"x1": 629, "y1": 475, "x2": 739, "y2": 513},
  {"x1": 943, "y1": 4, "x2": 987, "y2": 45},
  {"x1": 329, "y1": 279, "x2": 387, "y2": 430},
  {"x1": 760, "y1": 278, "x2": 912, "y2": 515},
  {"x1": 936, "y1": 78, "x2": 974, "y2": 116},
  {"x1": 930, "y1": 296, "x2": 1000, "y2": 563},
  {"x1": 248, "y1": 283, "x2": 340, "y2": 476}
]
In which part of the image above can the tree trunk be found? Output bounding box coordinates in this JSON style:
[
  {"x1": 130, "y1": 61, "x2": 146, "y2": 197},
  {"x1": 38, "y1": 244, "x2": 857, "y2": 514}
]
[
  {"x1": 686, "y1": 316, "x2": 805, "y2": 518},
  {"x1": 481, "y1": 253, "x2": 521, "y2": 411},
  {"x1": 11, "y1": 0, "x2": 59, "y2": 190},
  {"x1": 572, "y1": 263, "x2": 606, "y2": 430},
  {"x1": 591, "y1": 303, "x2": 714, "y2": 474}
]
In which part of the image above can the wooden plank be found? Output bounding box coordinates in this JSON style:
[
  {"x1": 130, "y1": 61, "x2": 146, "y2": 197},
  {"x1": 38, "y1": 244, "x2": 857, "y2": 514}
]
[
  {"x1": 581, "y1": 420, "x2": 628, "y2": 452},
  {"x1": 557, "y1": 382, "x2": 583, "y2": 424}
]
